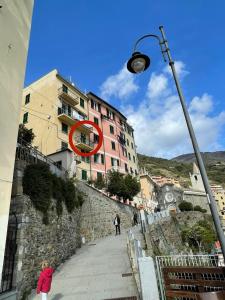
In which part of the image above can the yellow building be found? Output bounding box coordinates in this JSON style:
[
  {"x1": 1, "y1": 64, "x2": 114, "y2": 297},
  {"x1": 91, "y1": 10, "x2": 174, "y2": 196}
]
[
  {"x1": 134, "y1": 173, "x2": 157, "y2": 212},
  {"x1": 214, "y1": 190, "x2": 225, "y2": 229},
  {"x1": 21, "y1": 69, "x2": 92, "y2": 180}
]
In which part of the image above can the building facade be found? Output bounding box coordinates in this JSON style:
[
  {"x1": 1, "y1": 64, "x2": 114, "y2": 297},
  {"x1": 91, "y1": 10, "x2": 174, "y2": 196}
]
[
  {"x1": 87, "y1": 92, "x2": 138, "y2": 180},
  {"x1": 21, "y1": 71, "x2": 139, "y2": 181},
  {"x1": 0, "y1": 0, "x2": 34, "y2": 288},
  {"x1": 21, "y1": 70, "x2": 92, "y2": 181}
]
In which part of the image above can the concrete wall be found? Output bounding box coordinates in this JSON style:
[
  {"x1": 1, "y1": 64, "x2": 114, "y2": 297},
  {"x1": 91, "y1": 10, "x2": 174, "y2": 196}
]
[
  {"x1": 0, "y1": 0, "x2": 33, "y2": 283},
  {"x1": 77, "y1": 181, "x2": 139, "y2": 241}
]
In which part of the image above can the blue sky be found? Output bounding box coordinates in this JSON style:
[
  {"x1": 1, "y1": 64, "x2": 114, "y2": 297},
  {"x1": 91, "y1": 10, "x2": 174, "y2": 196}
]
[{"x1": 25, "y1": 0, "x2": 225, "y2": 158}]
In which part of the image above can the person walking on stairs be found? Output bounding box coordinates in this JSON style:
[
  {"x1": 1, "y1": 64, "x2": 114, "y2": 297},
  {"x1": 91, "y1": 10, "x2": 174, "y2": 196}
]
[{"x1": 114, "y1": 214, "x2": 121, "y2": 235}]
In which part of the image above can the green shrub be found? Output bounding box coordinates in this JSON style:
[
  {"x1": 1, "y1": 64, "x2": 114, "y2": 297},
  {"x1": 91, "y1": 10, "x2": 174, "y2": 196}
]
[
  {"x1": 94, "y1": 174, "x2": 106, "y2": 190},
  {"x1": 23, "y1": 164, "x2": 83, "y2": 221},
  {"x1": 63, "y1": 179, "x2": 76, "y2": 213},
  {"x1": 23, "y1": 163, "x2": 52, "y2": 213},
  {"x1": 178, "y1": 201, "x2": 193, "y2": 211},
  {"x1": 194, "y1": 205, "x2": 207, "y2": 213}
]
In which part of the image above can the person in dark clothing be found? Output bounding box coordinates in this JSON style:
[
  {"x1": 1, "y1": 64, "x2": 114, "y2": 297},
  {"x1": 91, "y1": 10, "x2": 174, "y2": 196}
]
[
  {"x1": 133, "y1": 212, "x2": 138, "y2": 226},
  {"x1": 113, "y1": 214, "x2": 121, "y2": 235}
]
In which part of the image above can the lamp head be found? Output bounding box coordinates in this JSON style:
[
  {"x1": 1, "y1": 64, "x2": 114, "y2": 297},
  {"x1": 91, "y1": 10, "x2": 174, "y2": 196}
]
[{"x1": 127, "y1": 51, "x2": 150, "y2": 74}]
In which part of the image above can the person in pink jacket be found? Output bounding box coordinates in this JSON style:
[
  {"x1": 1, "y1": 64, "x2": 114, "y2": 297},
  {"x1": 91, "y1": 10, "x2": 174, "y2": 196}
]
[{"x1": 37, "y1": 260, "x2": 54, "y2": 300}]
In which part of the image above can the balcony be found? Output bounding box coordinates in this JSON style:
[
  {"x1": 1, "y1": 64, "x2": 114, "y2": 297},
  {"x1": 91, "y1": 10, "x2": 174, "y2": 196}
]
[
  {"x1": 58, "y1": 108, "x2": 92, "y2": 133},
  {"x1": 58, "y1": 86, "x2": 79, "y2": 106},
  {"x1": 118, "y1": 135, "x2": 126, "y2": 145},
  {"x1": 74, "y1": 137, "x2": 94, "y2": 152}
]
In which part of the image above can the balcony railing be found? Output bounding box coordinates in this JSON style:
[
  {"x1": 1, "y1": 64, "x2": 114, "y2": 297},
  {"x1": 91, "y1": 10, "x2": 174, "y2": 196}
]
[
  {"x1": 58, "y1": 86, "x2": 79, "y2": 106},
  {"x1": 118, "y1": 135, "x2": 126, "y2": 145},
  {"x1": 74, "y1": 137, "x2": 94, "y2": 152},
  {"x1": 58, "y1": 108, "x2": 92, "y2": 133}
]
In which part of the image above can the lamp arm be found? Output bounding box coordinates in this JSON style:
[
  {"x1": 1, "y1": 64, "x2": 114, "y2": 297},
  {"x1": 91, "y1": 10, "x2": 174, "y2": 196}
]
[{"x1": 133, "y1": 34, "x2": 167, "y2": 62}]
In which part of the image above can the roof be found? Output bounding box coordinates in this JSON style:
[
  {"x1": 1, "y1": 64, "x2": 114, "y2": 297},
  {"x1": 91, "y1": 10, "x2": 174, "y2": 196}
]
[{"x1": 87, "y1": 92, "x2": 128, "y2": 122}]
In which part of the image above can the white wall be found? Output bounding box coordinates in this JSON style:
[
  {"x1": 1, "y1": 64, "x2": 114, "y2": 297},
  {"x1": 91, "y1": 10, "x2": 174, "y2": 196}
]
[{"x1": 0, "y1": 0, "x2": 33, "y2": 283}]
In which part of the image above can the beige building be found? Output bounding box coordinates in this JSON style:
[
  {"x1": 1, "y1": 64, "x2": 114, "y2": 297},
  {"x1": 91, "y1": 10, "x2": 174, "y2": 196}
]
[
  {"x1": 134, "y1": 173, "x2": 158, "y2": 212},
  {"x1": 0, "y1": 0, "x2": 34, "y2": 289},
  {"x1": 21, "y1": 70, "x2": 92, "y2": 180},
  {"x1": 214, "y1": 190, "x2": 225, "y2": 229}
]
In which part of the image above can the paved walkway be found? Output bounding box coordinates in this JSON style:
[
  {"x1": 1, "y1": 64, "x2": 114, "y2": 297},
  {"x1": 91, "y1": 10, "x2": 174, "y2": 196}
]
[{"x1": 31, "y1": 230, "x2": 139, "y2": 300}]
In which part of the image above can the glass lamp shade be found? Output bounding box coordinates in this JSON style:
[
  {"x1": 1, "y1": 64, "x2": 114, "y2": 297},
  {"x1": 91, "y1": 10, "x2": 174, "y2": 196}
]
[{"x1": 127, "y1": 52, "x2": 150, "y2": 74}]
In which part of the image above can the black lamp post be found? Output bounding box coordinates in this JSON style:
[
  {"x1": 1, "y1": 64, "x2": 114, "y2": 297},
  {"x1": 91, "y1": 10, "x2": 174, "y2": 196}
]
[{"x1": 127, "y1": 26, "x2": 225, "y2": 259}]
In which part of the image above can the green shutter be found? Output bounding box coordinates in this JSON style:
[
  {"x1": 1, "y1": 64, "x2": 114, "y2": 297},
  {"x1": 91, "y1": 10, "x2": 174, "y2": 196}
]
[
  {"x1": 23, "y1": 112, "x2": 28, "y2": 124},
  {"x1": 82, "y1": 170, "x2": 87, "y2": 180}
]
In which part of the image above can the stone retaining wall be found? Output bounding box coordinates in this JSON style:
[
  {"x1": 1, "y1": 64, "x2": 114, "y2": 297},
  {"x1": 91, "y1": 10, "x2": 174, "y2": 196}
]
[
  {"x1": 11, "y1": 195, "x2": 81, "y2": 300},
  {"x1": 77, "y1": 181, "x2": 138, "y2": 241}
]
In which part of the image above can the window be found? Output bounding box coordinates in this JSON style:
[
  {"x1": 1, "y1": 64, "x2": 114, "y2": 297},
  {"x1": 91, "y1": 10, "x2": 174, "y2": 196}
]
[
  {"x1": 133, "y1": 156, "x2": 136, "y2": 163},
  {"x1": 80, "y1": 98, "x2": 85, "y2": 108},
  {"x1": 98, "y1": 103, "x2": 101, "y2": 113},
  {"x1": 82, "y1": 170, "x2": 87, "y2": 180},
  {"x1": 94, "y1": 117, "x2": 99, "y2": 125},
  {"x1": 101, "y1": 154, "x2": 105, "y2": 164},
  {"x1": 23, "y1": 112, "x2": 28, "y2": 124},
  {"x1": 62, "y1": 84, "x2": 68, "y2": 93},
  {"x1": 86, "y1": 156, "x2": 90, "y2": 163},
  {"x1": 94, "y1": 154, "x2": 99, "y2": 163},
  {"x1": 111, "y1": 141, "x2": 116, "y2": 150},
  {"x1": 61, "y1": 141, "x2": 68, "y2": 150},
  {"x1": 110, "y1": 125, "x2": 114, "y2": 134},
  {"x1": 62, "y1": 123, "x2": 68, "y2": 134},
  {"x1": 131, "y1": 142, "x2": 134, "y2": 149},
  {"x1": 127, "y1": 139, "x2": 129, "y2": 146},
  {"x1": 91, "y1": 99, "x2": 94, "y2": 109},
  {"x1": 107, "y1": 108, "x2": 115, "y2": 120},
  {"x1": 124, "y1": 148, "x2": 127, "y2": 157},
  {"x1": 94, "y1": 134, "x2": 99, "y2": 143},
  {"x1": 25, "y1": 94, "x2": 30, "y2": 104},
  {"x1": 130, "y1": 167, "x2": 133, "y2": 174},
  {"x1": 81, "y1": 133, "x2": 86, "y2": 144},
  {"x1": 117, "y1": 159, "x2": 120, "y2": 166},
  {"x1": 135, "y1": 170, "x2": 138, "y2": 176},
  {"x1": 111, "y1": 157, "x2": 114, "y2": 166},
  {"x1": 194, "y1": 175, "x2": 198, "y2": 181},
  {"x1": 128, "y1": 152, "x2": 131, "y2": 160},
  {"x1": 97, "y1": 172, "x2": 102, "y2": 180},
  {"x1": 125, "y1": 163, "x2": 128, "y2": 172}
]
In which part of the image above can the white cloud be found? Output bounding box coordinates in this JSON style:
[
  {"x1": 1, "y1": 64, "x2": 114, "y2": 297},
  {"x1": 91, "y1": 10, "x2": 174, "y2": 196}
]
[
  {"x1": 99, "y1": 64, "x2": 139, "y2": 100},
  {"x1": 147, "y1": 73, "x2": 169, "y2": 98},
  {"x1": 189, "y1": 93, "x2": 213, "y2": 115},
  {"x1": 122, "y1": 62, "x2": 225, "y2": 158},
  {"x1": 164, "y1": 60, "x2": 189, "y2": 80}
]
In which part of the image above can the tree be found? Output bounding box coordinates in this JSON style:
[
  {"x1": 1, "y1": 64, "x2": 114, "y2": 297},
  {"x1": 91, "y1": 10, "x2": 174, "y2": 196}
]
[
  {"x1": 106, "y1": 170, "x2": 140, "y2": 201},
  {"x1": 94, "y1": 174, "x2": 106, "y2": 190},
  {"x1": 106, "y1": 170, "x2": 124, "y2": 199},
  {"x1": 18, "y1": 123, "x2": 35, "y2": 144},
  {"x1": 122, "y1": 174, "x2": 141, "y2": 201},
  {"x1": 178, "y1": 200, "x2": 193, "y2": 211},
  {"x1": 181, "y1": 220, "x2": 216, "y2": 253}
]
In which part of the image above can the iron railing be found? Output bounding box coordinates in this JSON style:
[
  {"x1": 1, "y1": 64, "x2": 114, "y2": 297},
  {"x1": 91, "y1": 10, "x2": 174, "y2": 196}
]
[
  {"x1": 155, "y1": 255, "x2": 225, "y2": 300},
  {"x1": 16, "y1": 138, "x2": 67, "y2": 177}
]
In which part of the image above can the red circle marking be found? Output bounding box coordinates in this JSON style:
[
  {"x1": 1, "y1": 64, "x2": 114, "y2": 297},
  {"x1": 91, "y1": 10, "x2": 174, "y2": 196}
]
[{"x1": 68, "y1": 120, "x2": 103, "y2": 157}]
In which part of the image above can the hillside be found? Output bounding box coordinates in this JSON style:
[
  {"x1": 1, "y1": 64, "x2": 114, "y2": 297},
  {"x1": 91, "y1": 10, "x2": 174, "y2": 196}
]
[
  {"x1": 138, "y1": 153, "x2": 225, "y2": 188},
  {"x1": 173, "y1": 151, "x2": 225, "y2": 164}
]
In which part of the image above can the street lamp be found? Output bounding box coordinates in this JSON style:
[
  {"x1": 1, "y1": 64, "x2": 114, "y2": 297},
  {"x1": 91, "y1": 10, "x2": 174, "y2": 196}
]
[{"x1": 127, "y1": 26, "x2": 225, "y2": 259}]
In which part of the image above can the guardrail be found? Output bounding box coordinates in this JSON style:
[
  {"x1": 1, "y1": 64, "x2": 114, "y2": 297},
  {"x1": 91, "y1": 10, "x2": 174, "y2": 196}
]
[
  {"x1": 16, "y1": 138, "x2": 67, "y2": 178},
  {"x1": 127, "y1": 229, "x2": 160, "y2": 300}
]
